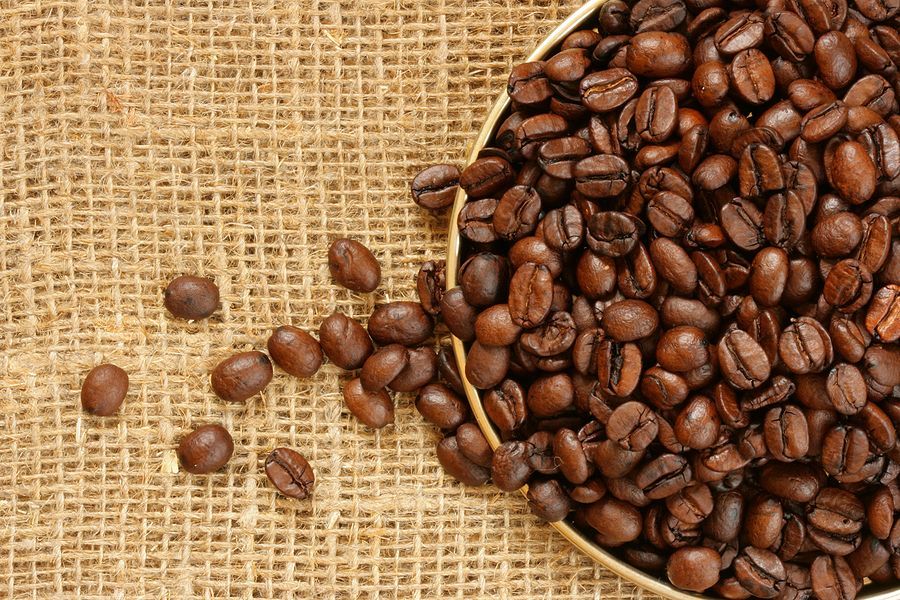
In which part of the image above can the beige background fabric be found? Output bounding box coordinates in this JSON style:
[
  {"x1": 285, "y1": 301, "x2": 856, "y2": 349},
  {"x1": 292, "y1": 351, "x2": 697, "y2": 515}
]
[{"x1": 0, "y1": 1, "x2": 650, "y2": 598}]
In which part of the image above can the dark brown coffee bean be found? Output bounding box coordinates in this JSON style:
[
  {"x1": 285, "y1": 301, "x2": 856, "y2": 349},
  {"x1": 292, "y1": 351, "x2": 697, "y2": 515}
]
[
  {"x1": 474, "y1": 304, "x2": 521, "y2": 347},
  {"x1": 627, "y1": 32, "x2": 692, "y2": 78},
  {"x1": 734, "y1": 547, "x2": 786, "y2": 599},
  {"x1": 343, "y1": 378, "x2": 394, "y2": 429},
  {"x1": 764, "y1": 193, "x2": 806, "y2": 251},
  {"x1": 651, "y1": 237, "x2": 698, "y2": 296},
  {"x1": 739, "y1": 144, "x2": 785, "y2": 199},
  {"x1": 764, "y1": 404, "x2": 810, "y2": 461},
  {"x1": 657, "y1": 326, "x2": 709, "y2": 372},
  {"x1": 368, "y1": 301, "x2": 433, "y2": 346},
  {"x1": 164, "y1": 275, "x2": 219, "y2": 320},
  {"x1": 730, "y1": 49, "x2": 776, "y2": 104},
  {"x1": 766, "y1": 11, "x2": 816, "y2": 61},
  {"x1": 810, "y1": 555, "x2": 858, "y2": 600},
  {"x1": 847, "y1": 534, "x2": 890, "y2": 579},
  {"x1": 574, "y1": 155, "x2": 631, "y2": 199},
  {"x1": 745, "y1": 494, "x2": 785, "y2": 549},
  {"x1": 601, "y1": 299, "x2": 659, "y2": 342},
  {"x1": 81, "y1": 363, "x2": 129, "y2": 416},
  {"x1": 757, "y1": 101, "x2": 803, "y2": 144},
  {"x1": 587, "y1": 211, "x2": 641, "y2": 257},
  {"x1": 719, "y1": 329, "x2": 771, "y2": 390},
  {"x1": 527, "y1": 373, "x2": 575, "y2": 419},
  {"x1": 553, "y1": 428, "x2": 591, "y2": 484},
  {"x1": 319, "y1": 311, "x2": 374, "y2": 370},
  {"x1": 508, "y1": 262, "x2": 553, "y2": 329},
  {"x1": 715, "y1": 12, "x2": 764, "y2": 54},
  {"x1": 456, "y1": 422, "x2": 493, "y2": 468},
  {"x1": 675, "y1": 394, "x2": 721, "y2": 450},
  {"x1": 647, "y1": 191, "x2": 694, "y2": 238},
  {"x1": 328, "y1": 238, "x2": 381, "y2": 293},
  {"x1": 662, "y1": 296, "x2": 721, "y2": 336},
  {"x1": 416, "y1": 260, "x2": 445, "y2": 316},
  {"x1": 265, "y1": 447, "x2": 314, "y2": 500},
  {"x1": 812, "y1": 212, "x2": 863, "y2": 258},
  {"x1": 411, "y1": 164, "x2": 460, "y2": 210},
  {"x1": 857, "y1": 214, "x2": 892, "y2": 275},
  {"x1": 580, "y1": 68, "x2": 640, "y2": 113},
  {"x1": 457, "y1": 198, "x2": 499, "y2": 244},
  {"x1": 641, "y1": 366, "x2": 690, "y2": 411},
  {"x1": 868, "y1": 486, "x2": 895, "y2": 540},
  {"x1": 830, "y1": 316, "x2": 869, "y2": 363},
  {"x1": 801, "y1": 101, "x2": 848, "y2": 143},
  {"x1": 211, "y1": 351, "x2": 273, "y2": 403},
  {"x1": 578, "y1": 251, "x2": 618, "y2": 300},
  {"x1": 386, "y1": 345, "x2": 435, "y2": 393},
  {"x1": 704, "y1": 490, "x2": 744, "y2": 542},
  {"x1": 750, "y1": 247, "x2": 790, "y2": 307},
  {"x1": 693, "y1": 154, "x2": 737, "y2": 190},
  {"x1": 491, "y1": 186, "x2": 541, "y2": 241},
  {"x1": 815, "y1": 31, "x2": 858, "y2": 90},
  {"x1": 828, "y1": 141, "x2": 877, "y2": 205},
  {"x1": 635, "y1": 85, "x2": 678, "y2": 143},
  {"x1": 825, "y1": 363, "x2": 867, "y2": 415},
  {"x1": 789, "y1": 78, "x2": 838, "y2": 111},
  {"x1": 415, "y1": 383, "x2": 468, "y2": 430},
  {"x1": 630, "y1": 0, "x2": 687, "y2": 32},
  {"x1": 608, "y1": 401, "x2": 659, "y2": 451},
  {"x1": 597, "y1": 340, "x2": 643, "y2": 397},
  {"x1": 585, "y1": 495, "x2": 643, "y2": 546},
  {"x1": 759, "y1": 462, "x2": 821, "y2": 502},
  {"x1": 679, "y1": 125, "x2": 710, "y2": 174},
  {"x1": 465, "y1": 342, "x2": 510, "y2": 390},
  {"x1": 844, "y1": 74, "x2": 897, "y2": 117},
  {"x1": 437, "y1": 435, "x2": 491, "y2": 487},
  {"x1": 492, "y1": 440, "x2": 534, "y2": 491},
  {"x1": 866, "y1": 285, "x2": 900, "y2": 342},
  {"x1": 636, "y1": 453, "x2": 692, "y2": 499},
  {"x1": 484, "y1": 379, "x2": 527, "y2": 433},
  {"x1": 824, "y1": 259, "x2": 874, "y2": 313},
  {"x1": 541, "y1": 205, "x2": 584, "y2": 252},
  {"x1": 526, "y1": 477, "x2": 572, "y2": 522},
  {"x1": 177, "y1": 424, "x2": 234, "y2": 475},
  {"x1": 459, "y1": 156, "x2": 514, "y2": 199},
  {"x1": 267, "y1": 325, "x2": 323, "y2": 379},
  {"x1": 667, "y1": 546, "x2": 722, "y2": 592},
  {"x1": 519, "y1": 311, "x2": 577, "y2": 357},
  {"x1": 440, "y1": 287, "x2": 477, "y2": 342},
  {"x1": 721, "y1": 198, "x2": 765, "y2": 251},
  {"x1": 807, "y1": 487, "x2": 865, "y2": 555},
  {"x1": 507, "y1": 62, "x2": 553, "y2": 107}
]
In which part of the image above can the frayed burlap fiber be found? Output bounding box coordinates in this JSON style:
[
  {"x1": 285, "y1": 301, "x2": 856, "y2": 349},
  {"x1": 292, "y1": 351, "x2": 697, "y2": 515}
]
[{"x1": 0, "y1": 1, "x2": 650, "y2": 598}]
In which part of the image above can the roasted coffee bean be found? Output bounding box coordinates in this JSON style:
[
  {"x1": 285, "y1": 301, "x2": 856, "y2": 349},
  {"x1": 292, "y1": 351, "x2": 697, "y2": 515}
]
[
  {"x1": 824, "y1": 259, "x2": 874, "y2": 313},
  {"x1": 635, "y1": 85, "x2": 678, "y2": 143},
  {"x1": 830, "y1": 316, "x2": 869, "y2": 363},
  {"x1": 667, "y1": 546, "x2": 722, "y2": 592},
  {"x1": 526, "y1": 478, "x2": 572, "y2": 522},
  {"x1": 177, "y1": 424, "x2": 234, "y2": 475},
  {"x1": 764, "y1": 404, "x2": 810, "y2": 461},
  {"x1": 857, "y1": 214, "x2": 892, "y2": 275},
  {"x1": 739, "y1": 144, "x2": 785, "y2": 199},
  {"x1": 608, "y1": 401, "x2": 659, "y2": 451},
  {"x1": 845, "y1": 74, "x2": 897, "y2": 118},
  {"x1": 519, "y1": 311, "x2": 577, "y2": 357},
  {"x1": 81, "y1": 363, "x2": 129, "y2": 416},
  {"x1": 492, "y1": 440, "x2": 535, "y2": 491},
  {"x1": 651, "y1": 237, "x2": 698, "y2": 296},
  {"x1": 675, "y1": 394, "x2": 721, "y2": 450},
  {"x1": 368, "y1": 301, "x2": 433, "y2": 346},
  {"x1": 636, "y1": 453, "x2": 692, "y2": 499},
  {"x1": 416, "y1": 260, "x2": 446, "y2": 316},
  {"x1": 812, "y1": 212, "x2": 863, "y2": 258},
  {"x1": 693, "y1": 154, "x2": 737, "y2": 190},
  {"x1": 810, "y1": 555, "x2": 858, "y2": 600},
  {"x1": 779, "y1": 317, "x2": 833, "y2": 374},
  {"x1": 457, "y1": 198, "x2": 499, "y2": 244},
  {"x1": 627, "y1": 32, "x2": 692, "y2": 78},
  {"x1": 474, "y1": 304, "x2": 521, "y2": 347},
  {"x1": 437, "y1": 436, "x2": 491, "y2": 487},
  {"x1": 585, "y1": 495, "x2": 643, "y2": 546},
  {"x1": 601, "y1": 299, "x2": 659, "y2": 342},
  {"x1": 759, "y1": 461, "x2": 821, "y2": 503},
  {"x1": 415, "y1": 383, "x2": 468, "y2": 431},
  {"x1": 825, "y1": 363, "x2": 867, "y2": 415},
  {"x1": 492, "y1": 186, "x2": 541, "y2": 241},
  {"x1": 265, "y1": 447, "x2": 315, "y2": 500},
  {"x1": 807, "y1": 487, "x2": 865, "y2": 555},
  {"x1": 597, "y1": 340, "x2": 643, "y2": 397},
  {"x1": 661, "y1": 296, "x2": 720, "y2": 336},
  {"x1": 715, "y1": 12, "x2": 764, "y2": 54},
  {"x1": 866, "y1": 285, "x2": 900, "y2": 342},
  {"x1": 456, "y1": 422, "x2": 493, "y2": 468},
  {"x1": 328, "y1": 238, "x2": 381, "y2": 292},
  {"x1": 343, "y1": 378, "x2": 394, "y2": 429},
  {"x1": 580, "y1": 68, "x2": 640, "y2": 113},
  {"x1": 734, "y1": 547, "x2": 786, "y2": 599},
  {"x1": 267, "y1": 325, "x2": 323, "y2": 379},
  {"x1": 815, "y1": 31, "x2": 858, "y2": 90},
  {"x1": 587, "y1": 211, "x2": 640, "y2": 257},
  {"x1": 828, "y1": 141, "x2": 877, "y2": 205},
  {"x1": 750, "y1": 247, "x2": 790, "y2": 307},
  {"x1": 440, "y1": 287, "x2": 478, "y2": 342},
  {"x1": 719, "y1": 329, "x2": 771, "y2": 390},
  {"x1": 657, "y1": 326, "x2": 709, "y2": 372},
  {"x1": 789, "y1": 78, "x2": 838, "y2": 111},
  {"x1": 411, "y1": 164, "x2": 460, "y2": 210},
  {"x1": 484, "y1": 379, "x2": 527, "y2": 433},
  {"x1": 766, "y1": 11, "x2": 816, "y2": 61},
  {"x1": 319, "y1": 311, "x2": 374, "y2": 370},
  {"x1": 542, "y1": 205, "x2": 584, "y2": 252},
  {"x1": 721, "y1": 198, "x2": 765, "y2": 251},
  {"x1": 164, "y1": 275, "x2": 219, "y2": 320},
  {"x1": 507, "y1": 62, "x2": 553, "y2": 107},
  {"x1": 730, "y1": 49, "x2": 776, "y2": 104},
  {"x1": 745, "y1": 494, "x2": 785, "y2": 549},
  {"x1": 574, "y1": 155, "x2": 631, "y2": 199},
  {"x1": 211, "y1": 351, "x2": 273, "y2": 403},
  {"x1": 763, "y1": 193, "x2": 806, "y2": 251},
  {"x1": 508, "y1": 262, "x2": 553, "y2": 328},
  {"x1": 647, "y1": 191, "x2": 694, "y2": 238},
  {"x1": 465, "y1": 342, "x2": 510, "y2": 390},
  {"x1": 459, "y1": 156, "x2": 514, "y2": 199},
  {"x1": 801, "y1": 101, "x2": 848, "y2": 143}
]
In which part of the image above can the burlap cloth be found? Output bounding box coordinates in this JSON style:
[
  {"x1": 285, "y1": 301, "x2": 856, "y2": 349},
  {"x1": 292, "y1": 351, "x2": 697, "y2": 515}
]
[{"x1": 0, "y1": 1, "x2": 653, "y2": 598}]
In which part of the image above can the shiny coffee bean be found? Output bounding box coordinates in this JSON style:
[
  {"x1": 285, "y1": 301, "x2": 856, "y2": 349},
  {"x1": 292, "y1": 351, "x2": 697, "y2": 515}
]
[
  {"x1": 177, "y1": 425, "x2": 234, "y2": 475},
  {"x1": 164, "y1": 275, "x2": 219, "y2": 320},
  {"x1": 411, "y1": 164, "x2": 460, "y2": 210},
  {"x1": 267, "y1": 325, "x2": 323, "y2": 379},
  {"x1": 265, "y1": 447, "x2": 315, "y2": 500},
  {"x1": 211, "y1": 351, "x2": 273, "y2": 403},
  {"x1": 328, "y1": 238, "x2": 381, "y2": 293},
  {"x1": 319, "y1": 311, "x2": 374, "y2": 370}
]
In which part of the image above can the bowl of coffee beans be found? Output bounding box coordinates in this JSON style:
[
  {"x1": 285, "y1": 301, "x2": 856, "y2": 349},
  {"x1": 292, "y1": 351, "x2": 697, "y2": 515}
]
[{"x1": 438, "y1": 0, "x2": 900, "y2": 597}]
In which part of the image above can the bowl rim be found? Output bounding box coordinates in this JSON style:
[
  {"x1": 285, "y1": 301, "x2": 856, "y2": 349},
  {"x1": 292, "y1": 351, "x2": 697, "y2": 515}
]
[{"x1": 443, "y1": 2, "x2": 900, "y2": 599}]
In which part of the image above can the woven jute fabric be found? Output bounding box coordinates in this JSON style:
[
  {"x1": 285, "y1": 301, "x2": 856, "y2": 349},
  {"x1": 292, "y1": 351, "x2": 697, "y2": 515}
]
[{"x1": 0, "y1": 2, "x2": 651, "y2": 598}]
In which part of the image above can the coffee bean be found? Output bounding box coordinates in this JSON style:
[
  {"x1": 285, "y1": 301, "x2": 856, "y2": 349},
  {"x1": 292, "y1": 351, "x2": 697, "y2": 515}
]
[
  {"x1": 578, "y1": 251, "x2": 617, "y2": 299},
  {"x1": 484, "y1": 379, "x2": 527, "y2": 433},
  {"x1": 508, "y1": 262, "x2": 553, "y2": 328},
  {"x1": 580, "y1": 68, "x2": 640, "y2": 113},
  {"x1": 750, "y1": 247, "x2": 789, "y2": 307},
  {"x1": 636, "y1": 453, "x2": 692, "y2": 499},
  {"x1": 734, "y1": 547, "x2": 786, "y2": 598},
  {"x1": 492, "y1": 185, "x2": 542, "y2": 241},
  {"x1": 826, "y1": 363, "x2": 867, "y2": 415},
  {"x1": 584, "y1": 496, "x2": 643, "y2": 546},
  {"x1": 828, "y1": 141, "x2": 877, "y2": 205},
  {"x1": 721, "y1": 198, "x2": 766, "y2": 251},
  {"x1": 815, "y1": 31, "x2": 858, "y2": 90},
  {"x1": 411, "y1": 164, "x2": 460, "y2": 210},
  {"x1": 342, "y1": 378, "x2": 394, "y2": 429},
  {"x1": 824, "y1": 259, "x2": 874, "y2": 313},
  {"x1": 465, "y1": 341, "x2": 510, "y2": 390},
  {"x1": 327, "y1": 238, "x2": 381, "y2": 293},
  {"x1": 81, "y1": 363, "x2": 129, "y2": 416},
  {"x1": 527, "y1": 478, "x2": 572, "y2": 522},
  {"x1": 779, "y1": 317, "x2": 833, "y2": 374},
  {"x1": 811, "y1": 555, "x2": 858, "y2": 600},
  {"x1": 657, "y1": 326, "x2": 709, "y2": 372},
  {"x1": 627, "y1": 32, "x2": 692, "y2": 78},
  {"x1": 675, "y1": 394, "x2": 721, "y2": 449},
  {"x1": 265, "y1": 447, "x2": 314, "y2": 500},
  {"x1": 635, "y1": 85, "x2": 678, "y2": 143},
  {"x1": 789, "y1": 78, "x2": 838, "y2": 111},
  {"x1": 211, "y1": 351, "x2": 273, "y2": 403},
  {"x1": 647, "y1": 191, "x2": 694, "y2": 237},
  {"x1": 457, "y1": 198, "x2": 499, "y2": 244},
  {"x1": 650, "y1": 237, "x2": 698, "y2": 296},
  {"x1": 360, "y1": 344, "x2": 408, "y2": 391},
  {"x1": 267, "y1": 325, "x2": 323, "y2": 379},
  {"x1": 601, "y1": 299, "x2": 659, "y2": 342},
  {"x1": 459, "y1": 156, "x2": 514, "y2": 199},
  {"x1": 866, "y1": 285, "x2": 900, "y2": 342},
  {"x1": 319, "y1": 311, "x2": 374, "y2": 370},
  {"x1": 368, "y1": 301, "x2": 434, "y2": 346},
  {"x1": 416, "y1": 260, "x2": 446, "y2": 316},
  {"x1": 719, "y1": 329, "x2": 771, "y2": 390},
  {"x1": 759, "y1": 462, "x2": 821, "y2": 503},
  {"x1": 730, "y1": 49, "x2": 775, "y2": 104},
  {"x1": 807, "y1": 487, "x2": 865, "y2": 555},
  {"x1": 164, "y1": 275, "x2": 219, "y2": 320},
  {"x1": 667, "y1": 546, "x2": 722, "y2": 592},
  {"x1": 597, "y1": 340, "x2": 643, "y2": 397},
  {"x1": 541, "y1": 205, "x2": 584, "y2": 252},
  {"x1": 574, "y1": 155, "x2": 631, "y2": 199},
  {"x1": 437, "y1": 435, "x2": 491, "y2": 486},
  {"x1": 177, "y1": 424, "x2": 234, "y2": 474},
  {"x1": 587, "y1": 211, "x2": 640, "y2": 257},
  {"x1": 763, "y1": 193, "x2": 806, "y2": 251},
  {"x1": 766, "y1": 11, "x2": 816, "y2": 61}
]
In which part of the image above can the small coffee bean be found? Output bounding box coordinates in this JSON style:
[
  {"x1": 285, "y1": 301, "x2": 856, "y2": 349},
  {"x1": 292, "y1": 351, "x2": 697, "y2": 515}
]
[
  {"x1": 456, "y1": 422, "x2": 493, "y2": 468},
  {"x1": 734, "y1": 547, "x2": 786, "y2": 599},
  {"x1": 825, "y1": 363, "x2": 867, "y2": 415},
  {"x1": 759, "y1": 461, "x2": 821, "y2": 503},
  {"x1": 437, "y1": 435, "x2": 491, "y2": 486},
  {"x1": 811, "y1": 555, "x2": 858, "y2": 600},
  {"x1": 484, "y1": 379, "x2": 527, "y2": 433},
  {"x1": 492, "y1": 440, "x2": 535, "y2": 491},
  {"x1": 587, "y1": 211, "x2": 640, "y2": 257},
  {"x1": 574, "y1": 155, "x2": 631, "y2": 199},
  {"x1": 457, "y1": 199, "x2": 499, "y2": 244},
  {"x1": 750, "y1": 247, "x2": 789, "y2": 307},
  {"x1": 764, "y1": 404, "x2": 810, "y2": 461},
  {"x1": 828, "y1": 141, "x2": 877, "y2": 205},
  {"x1": 360, "y1": 345, "x2": 409, "y2": 391},
  {"x1": 866, "y1": 285, "x2": 900, "y2": 342},
  {"x1": 815, "y1": 31, "x2": 857, "y2": 90},
  {"x1": 459, "y1": 156, "x2": 514, "y2": 199},
  {"x1": 177, "y1": 424, "x2": 234, "y2": 474},
  {"x1": 719, "y1": 329, "x2": 771, "y2": 390},
  {"x1": 647, "y1": 191, "x2": 694, "y2": 238},
  {"x1": 526, "y1": 478, "x2": 572, "y2": 522},
  {"x1": 465, "y1": 342, "x2": 510, "y2": 390},
  {"x1": 267, "y1": 325, "x2": 323, "y2": 379},
  {"x1": 441, "y1": 287, "x2": 478, "y2": 342},
  {"x1": 745, "y1": 494, "x2": 784, "y2": 549},
  {"x1": 715, "y1": 12, "x2": 764, "y2": 54},
  {"x1": 789, "y1": 78, "x2": 837, "y2": 111},
  {"x1": 437, "y1": 346, "x2": 465, "y2": 395},
  {"x1": 541, "y1": 205, "x2": 584, "y2": 252},
  {"x1": 81, "y1": 363, "x2": 129, "y2": 416},
  {"x1": 729, "y1": 49, "x2": 775, "y2": 104},
  {"x1": 415, "y1": 383, "x2": 468, "y2": 430},
  {"x1": 164, "y1": 275, "x2": 219, "y2": 320},
  {"x1": 584, "y1": 496, "x2": 643, "y2": 546},
  {"x1": 580, "y1": 68, "x2": 640, "y2": 113},
  {"x1": 675, "y1": 394, "x2": 721, "y2": 449},
  {"x1": 411, "y1": 164, "x2": 460, "y2": 210},
  {"x1": 601, "y1": 299, "x2": 659, "y2": 342},
  {"x1": 824, "y1": 259, "x2": 874, "y2": 313},
  {"x1": 766, "y1": 11, "x2": 815, "y2": 61},
  {"x1": 388, "y1": 346, "x2": 436, "y2": 392},
  {"x1": 627, "y1": 32, "x2": 692, "y2": 78},
  {"x1": 801, "y1": 100, "x2": 848, "y2": 143},
  {"x1": 721, "y1": 198, "x2": 765, "y2": 251},
  {"x1": 416, "y1": 260, "x2": 446, "y2": 316},
  {"x1": 327, "y1": 238, "x2": 381, "y2": 293},
  {"x1": 211, "y1": 351, "x2": 273, "y2": 403},
  {"x1": 667, "y1": 546, "x2": 722, "y2": 592},
  {"x1": 636, "y1": 453, "x2": 692, "y2": 499},
  {"x1": 265, "y1": 447, "x2": 315, "y2": 500},
  {"x1": 368, "y1": 301, "x2": 434, "y2": 346},
  {"x1": 657, "y1": 326, "x2": 709, "y2": 372},
  {"x1": 597, "y1": 340, "x2": 643, "y2": 397},
  {"x1": 636, "y1": 85, "x2": 678, "y2": 143},
  {"x1": 492, "y1": 186, "x2": 542, "y2": 241},
  {"x1": 342, "y1": 378, "x2": 394, "y2": 429},
  {"x1": 508, "y1": 262, "x2": 553, "y2": 328},
  {"x1": 651, "y1": 237, "x2": 698, "y2": 296},
  {"x1": 319, "y1": 311, "x2": 374, "y2": 370}
]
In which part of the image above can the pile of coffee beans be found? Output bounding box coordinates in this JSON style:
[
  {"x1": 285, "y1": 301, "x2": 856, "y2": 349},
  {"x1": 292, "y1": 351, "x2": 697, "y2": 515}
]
[{"x1": 406, "y1": 0, "x2": 900, "y2": 597}]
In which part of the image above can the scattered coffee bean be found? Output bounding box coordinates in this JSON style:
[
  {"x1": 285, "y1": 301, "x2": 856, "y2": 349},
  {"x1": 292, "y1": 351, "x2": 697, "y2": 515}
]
[
  {"x1": 267, "y1": 325, "x2": 323, "y2": 379},
  {"x1": 177, "y1": 424, "x2": 234, "y2": 474},
  {"x1": 81, "y1": 363, "x2": 129, "y2": 416},
  {"x1": 318, "y1": 311, "x2": 374, "y2": 370},
  {"x1": 342, "y1": 378, "x2": 394, "y2": 429},
  {"x1": 327, "y1": 238, "x2": 381, "y2": 293},
  {"x1": 164, "y1": 275, "x2": 219, "y2": 320},
  {"x1": 210, "y1": 351, "x2": 273, "y2": 403},
  {"x1": 265, "y1": 447, "x2": 314, "y2": 500}
]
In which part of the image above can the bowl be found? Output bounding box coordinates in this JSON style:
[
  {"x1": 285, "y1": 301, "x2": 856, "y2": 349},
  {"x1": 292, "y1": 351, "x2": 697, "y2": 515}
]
[{"x1": 444, "y1": 2, "x2": 900, "y2": 599}]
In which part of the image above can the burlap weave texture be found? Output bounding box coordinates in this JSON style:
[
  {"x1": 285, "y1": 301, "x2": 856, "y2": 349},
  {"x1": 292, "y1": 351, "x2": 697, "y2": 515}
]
[{"x1": 0, "y1": 1, "x2": 651, "y2": 598}]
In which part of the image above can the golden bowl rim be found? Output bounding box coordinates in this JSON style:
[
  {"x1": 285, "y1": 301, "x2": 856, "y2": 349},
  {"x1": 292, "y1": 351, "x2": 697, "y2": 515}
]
[{"x1": 443, "y1": 1, "x2": 900, "y2": 598}]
